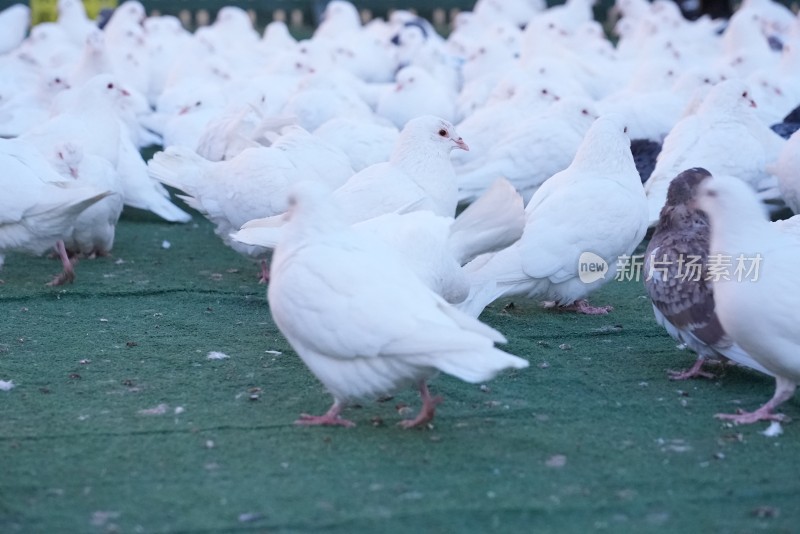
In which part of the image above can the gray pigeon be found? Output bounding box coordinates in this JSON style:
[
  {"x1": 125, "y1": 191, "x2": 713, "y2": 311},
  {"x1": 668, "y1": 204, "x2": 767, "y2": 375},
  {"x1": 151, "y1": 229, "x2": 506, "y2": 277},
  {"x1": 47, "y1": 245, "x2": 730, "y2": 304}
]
[{"x1": 644, "y1": 167, "x2": 773, "y2": 380}]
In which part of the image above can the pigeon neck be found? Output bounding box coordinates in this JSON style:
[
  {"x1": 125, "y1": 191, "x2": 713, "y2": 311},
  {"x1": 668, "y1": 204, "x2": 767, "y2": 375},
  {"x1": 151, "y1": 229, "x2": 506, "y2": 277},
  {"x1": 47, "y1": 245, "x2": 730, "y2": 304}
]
[
  {"x1": 572, "y1": 143, "x2": 636, "y2": 183},
  {"x1": 707, "y1": 208, "x2": 770, "y2": 255},
  {"x1": 391, "y1": 142, "x2": 458, "y2": 215},
  {"x1": 657, "y1": 205, "x2": 708, "y2": 234}
]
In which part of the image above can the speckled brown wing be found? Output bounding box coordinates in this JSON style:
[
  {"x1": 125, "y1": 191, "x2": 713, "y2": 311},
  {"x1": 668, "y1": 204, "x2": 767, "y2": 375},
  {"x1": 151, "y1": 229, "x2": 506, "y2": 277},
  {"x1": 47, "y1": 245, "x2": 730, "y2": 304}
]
[{"x1": 644, "y1": 218, "x2": 728, "y2": 350}]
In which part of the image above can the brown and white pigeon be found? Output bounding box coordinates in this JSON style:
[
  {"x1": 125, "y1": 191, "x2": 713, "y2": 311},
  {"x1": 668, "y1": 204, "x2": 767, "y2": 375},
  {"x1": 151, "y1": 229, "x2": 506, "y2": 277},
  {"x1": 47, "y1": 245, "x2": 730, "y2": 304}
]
[{"x1": 644, "y1": 167, "x2": 773, "y2": 380}]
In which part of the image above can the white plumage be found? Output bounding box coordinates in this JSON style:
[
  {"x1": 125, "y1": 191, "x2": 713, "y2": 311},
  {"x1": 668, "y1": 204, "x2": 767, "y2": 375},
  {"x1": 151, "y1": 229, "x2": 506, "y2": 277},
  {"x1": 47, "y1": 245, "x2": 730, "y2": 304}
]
[
  {"x1": 459, "y1": 114, "x2": 649, "y2": 317},
  {"x1": 697, "y1": 174, "x2": 800, "y2": 424},
  {"x1": 267, "y1": 180, "x2": 528, "y2": 428}
]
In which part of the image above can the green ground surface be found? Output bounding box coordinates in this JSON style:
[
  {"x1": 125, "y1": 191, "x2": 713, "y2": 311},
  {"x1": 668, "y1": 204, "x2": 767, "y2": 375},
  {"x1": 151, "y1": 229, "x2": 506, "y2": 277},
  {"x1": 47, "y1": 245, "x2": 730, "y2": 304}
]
[{"x1": 0, "y1": 200, "x2": 797, "y2": 533}]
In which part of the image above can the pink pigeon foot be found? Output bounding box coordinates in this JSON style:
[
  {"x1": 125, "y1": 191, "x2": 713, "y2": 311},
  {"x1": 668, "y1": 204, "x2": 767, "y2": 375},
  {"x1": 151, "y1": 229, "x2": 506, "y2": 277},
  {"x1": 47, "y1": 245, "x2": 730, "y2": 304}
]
[
  {"x1": 715, "y1": 376, "x2": 796, "y2": 425},
  {"x1": 47, "y1": 240, "x2": 77, "y2": 286},
  {"x1": 668, "y1": 357, "x2": 717, "y2": 380},
  {"x1": 295, "y1": 401, "x2": 355, "y2": 427},
  {"x1": 258, "y1": 259, "x2": 270, "y2": 284},
  {"x1": 715, "y1": 407, "x2": 787, "y2": 425},
  {"x1": 399, "y1": 382, "x2": 442, "y2": 429}
]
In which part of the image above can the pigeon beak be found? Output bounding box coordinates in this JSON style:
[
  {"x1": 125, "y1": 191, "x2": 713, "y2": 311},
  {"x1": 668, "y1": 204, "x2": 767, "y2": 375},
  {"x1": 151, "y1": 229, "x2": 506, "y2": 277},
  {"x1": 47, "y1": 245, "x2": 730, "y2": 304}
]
[
  {"x1": 121, "y1": 88, "x2": 131, "y2": 97},
  {"x1": 749, "y1": 99, "x2": 757, "y2": 108},
  {"x1": 454, "y1": 137, "x2": 469, "y2": 151},
  {"x1": 178, "y1": 106, "x2": 190, "y2": 115},
  {"x1": 395, "y1": 83, "x2": 404, "y2": 92}
]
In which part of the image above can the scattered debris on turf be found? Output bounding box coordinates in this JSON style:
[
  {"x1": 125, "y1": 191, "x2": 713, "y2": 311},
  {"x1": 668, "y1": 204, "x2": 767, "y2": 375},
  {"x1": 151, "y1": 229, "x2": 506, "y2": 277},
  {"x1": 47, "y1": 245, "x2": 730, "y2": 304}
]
[
  {"x1": 761, "y1": 421, "x2": 783, "y2": 438},
  {"x1": 138, "y1": 404, "x2": 168, "y2": 416},
  {"x1": 207, "y1": 351, "x2": 230, "y2": 360},
  {"x1": 545, "y1": 454, "x2": 567, "y2": 468}
]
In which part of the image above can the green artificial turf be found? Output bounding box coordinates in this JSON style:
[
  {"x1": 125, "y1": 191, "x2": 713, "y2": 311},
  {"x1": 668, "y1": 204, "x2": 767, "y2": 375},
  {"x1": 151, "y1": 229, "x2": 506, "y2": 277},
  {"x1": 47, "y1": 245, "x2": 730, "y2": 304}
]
[{"x1": 0, "y1": 203, "x2": 797, "y2": 533}]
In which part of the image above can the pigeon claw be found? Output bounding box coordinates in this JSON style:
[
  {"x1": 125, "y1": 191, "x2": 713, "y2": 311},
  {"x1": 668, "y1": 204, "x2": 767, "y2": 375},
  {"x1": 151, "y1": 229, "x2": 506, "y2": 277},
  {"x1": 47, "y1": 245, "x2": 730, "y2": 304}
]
[
  {"x1": 668, "y1": 368, "x2": 717, "y2": 380},
  {"x1": 399, "y1": 382, "x2": 442, "y2": 429},
  {"x1": 295, "y1": 413, "x2": 356, "y2": 428},
  {"x1": 714, "y1": 409, "x2": 786, "y2": 425},
  {"x1": 47, "y1": 269, "x2": 75, "y2": 287},
  {"x1": 667, "y1": 358, "x2": 716, "y2": 380}
]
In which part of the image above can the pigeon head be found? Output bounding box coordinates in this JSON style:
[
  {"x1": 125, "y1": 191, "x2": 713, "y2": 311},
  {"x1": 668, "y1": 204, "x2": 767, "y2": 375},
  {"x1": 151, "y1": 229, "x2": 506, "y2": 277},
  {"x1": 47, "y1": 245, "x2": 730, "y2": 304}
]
[
  {"x1": 570, "y1": 114, "x2": 633, "y2": 173},
  {"x1": 665, "y1": 168, "x2": 712, "y2": 208},
  {"x1": 282, "y1": 181, "x2": 343, "y2": 231},
  {"x1": 400, "y1": 115, "x2": 469, "y2": 153},
  {"x1": 655, "y1": 168, "x2": 713, "y2": 231},
  {"x1": 394, "y1": 66, "x2": 429, "y2": 92},
  {"x1": 82, "y1": 74, "x2": 131, "y2": 104},
  {"x1": 46, "y1": 74, "x2": 71, "y2": 92},
  {"x1": 547, "y1": 98, "x2": 599, "y2": 129},
  {"x1": 696, "y1": 175, "x2": 768, "y2": 228},
  {"x1": 700, "y1": 79, "x2": 758, "y2": 113}
]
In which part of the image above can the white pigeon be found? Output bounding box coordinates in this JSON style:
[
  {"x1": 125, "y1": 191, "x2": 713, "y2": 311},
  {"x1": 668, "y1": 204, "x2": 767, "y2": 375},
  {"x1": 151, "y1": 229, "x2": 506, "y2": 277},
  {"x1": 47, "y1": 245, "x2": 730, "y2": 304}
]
[
  {"x1": 233, "y1": 177, "x2": 525, "y2": 303},
  {"x1": 768, "y1": 128, "x2": 800, "y2": 213},
  {"x1": 696, "y1": 174, "x2": 800, "y2": 424},
  {"x1": 0, "y1": 73, "x2": 72, "y2": 138},
  {"x1": 14, "y1": 22, "x2": 82, "y2": 69},
  {"x1": 49, "y1": 143, "x2": 124, "y2": 257},
  {"x1": 376, "y1": 65, "x2": 457, "y2": 128},
  {"x1": 644, "y1": 79, "x2": 786, "y2": 225},
  {"x1": 148, "y1": 146, "x2": 299, "y2": 255},
  {"x1": 280, "y1": 82, "x2": 375, "y2": 132},
  {"x1": 644, "y1": 167, "x2": 773, "y2": 380},
  {"x1": 266, "y1": 180, "x2": 529, "y2": 428},
  {"x1": 228, "y1": 115, "x2": 467, "y2": 238},
  {"x1": 262, "y1": 20, "x2": 297, "y2": 52},
  {"x1": 55, "y1": 0, "x2": 96, "y2": 48},
  {"x1": 0, "y1": 150, "x2": 110, "y2": 285},
  {"x1": 267, "y1": 125, "x2": 355, "y2": 189},
  {"x1": 313, "y1": 117, "x2": 399, "y2": 172},
  {"x1": 455, "y1": 98, "x2": 598, "y2": 203},
  {"x1": 0, "y1": 4, "x2": 29, "y2": 55},
  {"x1": 329, "y1": 115, "x2": 468, "y2": 222},
  {"x1": 451, "y1": 78, "x2": 564, "y2": 166},
  {"x1": 459, "y1": 114, "x2": 650, "y2": 317},
  {"x1": 353, "y1": 178, "x2": 525, "y2": 304},
  {"x1": 19, "y1": 75, "x2": 192, "y2": 224}
]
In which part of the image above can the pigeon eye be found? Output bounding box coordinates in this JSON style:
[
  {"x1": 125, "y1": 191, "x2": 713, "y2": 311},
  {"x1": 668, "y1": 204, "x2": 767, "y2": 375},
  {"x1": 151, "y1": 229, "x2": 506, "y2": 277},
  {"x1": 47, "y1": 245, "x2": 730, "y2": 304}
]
[
  {"x1": 581, "y1": 109, "x2": 589, "y2": 115},
  {"x1": 107, "y1": 82, "x2": 114, "y2": 89},
  {"x1": 541, "y1": 89, "x2": 548, "y2": 94},
  {"x1": 742, "y1": 91, "x2": 748, "y2": 97},
  {"x1": 195, "y1": 101, "x2": 202, "y2": 106},
  {"x1": 438, "y1": 129, "x2": 447, "y2": 137},
  {"x1": 623, "y1": 126, "x2": 628, "y2": 133}
]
